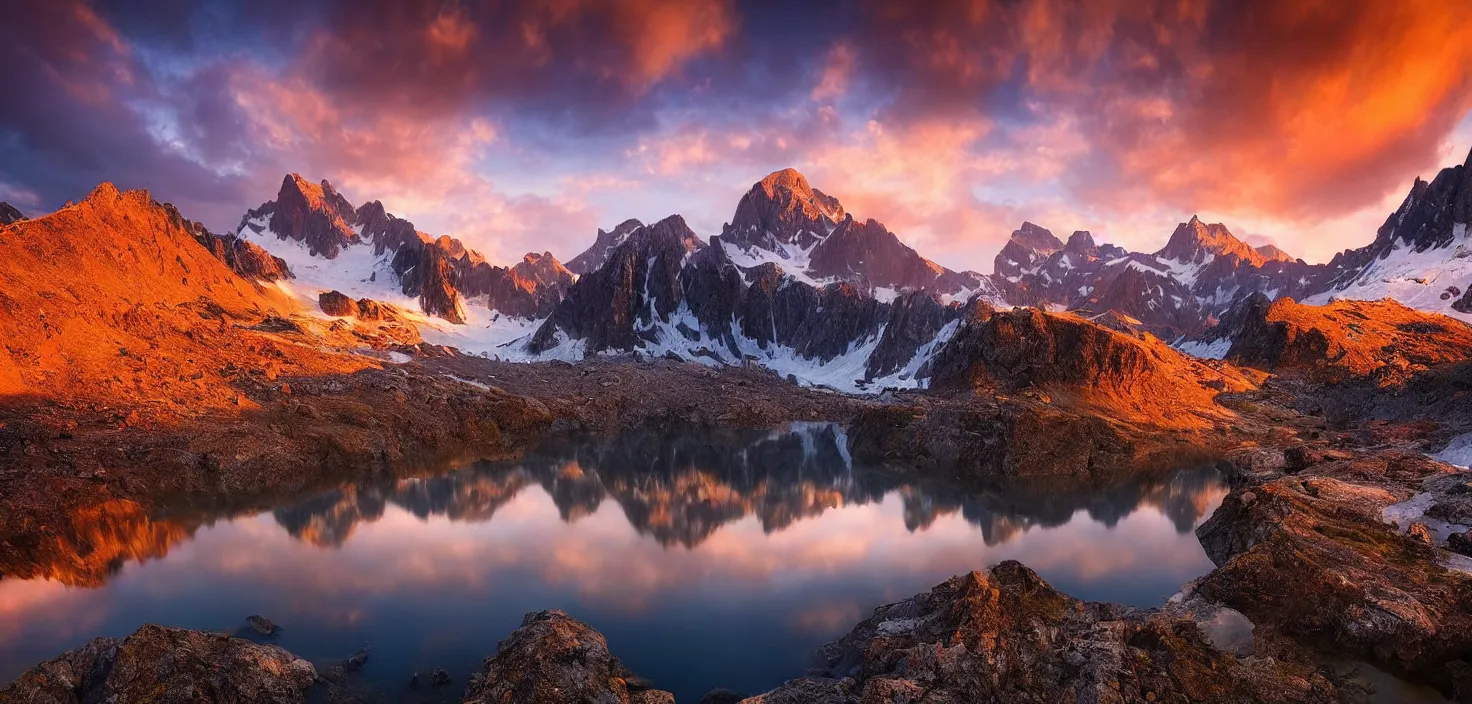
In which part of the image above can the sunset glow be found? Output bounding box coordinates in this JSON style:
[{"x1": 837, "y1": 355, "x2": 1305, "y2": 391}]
[{"x1": 3, "y1": 0, "x2": 1469, "y2": 269}]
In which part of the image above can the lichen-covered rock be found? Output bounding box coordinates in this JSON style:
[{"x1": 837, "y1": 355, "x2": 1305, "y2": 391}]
[
  {"x1": 1195, "y1": 451, "x2": 1472, "y2": 693},
  {"x1": 742, "y1": 562, "x2": 1342, "y2": 704},
  {"x1": 0, "y1": 624, "x2": 316, "y2": 703},
  {"x1": 461, "y1": 610, "x2": 673, "y2": 704}
]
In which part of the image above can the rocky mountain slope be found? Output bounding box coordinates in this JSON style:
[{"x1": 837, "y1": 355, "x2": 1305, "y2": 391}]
[
  {"x1": 1179, "y1": 292, "x2": 1472, "y2": 385},
  {"x1": 237, "y1": 174, "x2": 575, "y2": 329},
  {"x1": 1305, "y1": 146, "x2": 1472, "y2": 321}
]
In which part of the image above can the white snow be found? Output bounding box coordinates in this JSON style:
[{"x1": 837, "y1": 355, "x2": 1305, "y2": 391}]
[
  {"x1": 721, "y1": 237, "x2": 836, "y2": 289},
  {"x1": 1303, "y1": 231, "x2": 1472, "y2": 323},
  {"x1": 1175, "y1": 337, "x2": 1233, "y2": 360},
  {"x1": 871, "y1": 319, "x2": 960, "y2": 390},
  {"x1": 1431, "y1": 433, "x2": 1472, "y2": 469},
  {"x1": 1123, "y1": 259, "x2": 1172, "y2": 278},
  {"x1": 444, "y1": 374, "x2": 490, "y2": 390},
  {"x1": 386, "y1": 351, "x2": 412, "y2": 364}
]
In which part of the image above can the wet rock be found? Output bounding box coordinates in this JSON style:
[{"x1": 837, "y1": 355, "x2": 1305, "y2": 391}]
[
  {"x1": 319, "y1": 291, "x2": 359, "y2": 317},
  {"x1": 698, "y1": 687, "x2": 745, "y2": 704},
  {"x1": 246, "y1": 614, "x2": 281, "y2": 636},
  {"x1": 743, "y1": 561, "x2": 1339, "y2": 703},
  {"x1": 0, "y1": 624, "x2": 316, "y2": 703},
  {"x1": 1195, "y1": 460, "x2": 1472, "y2": 692},
  {"x1": 344, "y1": 644, "x2": 371, "y2": 672},
  {"x1": 1448, "y1": 531, "x2": 1472, "y2": 557},
  {"x1": 428, "y1": 666, "x2": 451, "y2": 688},
  {"x1": 461, "y1": 610, "x2": 673, "y2": 704}
]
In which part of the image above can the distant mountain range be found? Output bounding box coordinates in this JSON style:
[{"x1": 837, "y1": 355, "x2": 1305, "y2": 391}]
[{"x1": 6, "y1": 147, "x2": 1464, "y2": 392}]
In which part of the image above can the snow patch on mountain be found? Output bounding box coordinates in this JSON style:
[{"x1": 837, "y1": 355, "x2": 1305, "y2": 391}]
[
  {"x1": 1303, "y1": 232, "x2": 1472, "y2": 323},
  {"x1": 872, "y1": 318, "x2": 961, "y2": 390},
  {"x1": 1174, "y1": 337, "x2": 1232, "y2": 360}
]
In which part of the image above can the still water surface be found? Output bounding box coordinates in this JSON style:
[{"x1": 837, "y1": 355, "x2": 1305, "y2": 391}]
[{"x1": 0, "y1": 423, "x2": 1229, "y2": 701}]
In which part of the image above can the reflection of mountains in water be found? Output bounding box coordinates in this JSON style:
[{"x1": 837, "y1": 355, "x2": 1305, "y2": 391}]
[
  {"x1": 273, "y1": 423, "x2": 1227, "y2": 550},
  {"x1": 1, "y1": 424, "x2": 1225, "y2": 587}
]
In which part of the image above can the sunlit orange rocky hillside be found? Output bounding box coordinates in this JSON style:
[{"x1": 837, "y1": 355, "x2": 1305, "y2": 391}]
[{"x1": 0, "y1": 183, "x2": 378, "y2": 413}]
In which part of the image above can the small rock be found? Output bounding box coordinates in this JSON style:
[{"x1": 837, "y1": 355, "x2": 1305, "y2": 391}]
[
  {"x1": 1408, "y1": 521, "x2": 1435, "y2": 545},
  {"x1": 245, "y1": 615, "x2": 279, "y2": 636},
  {"x1": 429, "y1": 666, "x2": 451, "y2": 688},
  {"x1": 1448, "y1": 531, "x2": 1472, "y2": 557},
  {"x1": 344, "y1": 643, "x2": 371, "y2": 672},
  {"x1": 698, "y1": 688, "x2": 744, "y2": 704}
]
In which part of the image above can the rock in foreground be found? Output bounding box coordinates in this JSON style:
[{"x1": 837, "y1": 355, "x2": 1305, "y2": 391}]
[
  {"x1": 1197, "y1": 450, "x2": 1472, "y2": 694},
  {"x1": 0, "y1": 624, "x2": 316, "y2": 703},
  {"x1": 462, "y1": 610, "x2": 673, "y2": 704},
  {"x1": 743, "y1": 561, "x2": 1341, "y2": 704}
]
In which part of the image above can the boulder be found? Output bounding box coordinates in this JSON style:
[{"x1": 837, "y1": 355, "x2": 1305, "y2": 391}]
[
  {"x1": 0, "y1": 624, "x2": 316, "y2": 703},
  {"x1": 461, "y1": 610, "x2": 673, "y2": 704},
  {"x1": 1195, "y1": 453, "x2": 1472, "y2": 692},
  {"x1": 319, "y1": 290, "x2": 359, "y2": 317},
  {"x1": 742, "y1": 561, "x2": 1340, "y2": 703}
]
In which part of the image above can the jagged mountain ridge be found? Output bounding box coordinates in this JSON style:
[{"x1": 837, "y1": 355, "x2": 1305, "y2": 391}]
[
  {"x1": 237, "y1": 174, "x2": 574, "y2": 325},
  {"x1": 1305, "y1": 145, "x2": 1472, "y2": 320}
]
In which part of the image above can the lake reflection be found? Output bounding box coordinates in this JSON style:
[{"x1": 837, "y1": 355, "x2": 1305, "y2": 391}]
[{"x1": 0, "y1": 423, "x2": 1227, "y2": 702}]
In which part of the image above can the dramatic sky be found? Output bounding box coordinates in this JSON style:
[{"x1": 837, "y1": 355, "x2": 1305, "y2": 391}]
[{"x1": 3, "y1": 0, "x2": 1471, "y2": 271}]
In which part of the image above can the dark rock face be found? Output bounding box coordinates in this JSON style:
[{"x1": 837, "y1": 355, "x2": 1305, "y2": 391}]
[
  {"x1": 240, "y1": 174, "x2": 576, "y2": 324},
  {"x1": 1456, "y1": 286, "x2": 1472, "y2": 315},
  {"x1": 265, "y1": 174, "x2": 359, "y2": 259},
  {"x1": 159, "y1": 201, "x2": 294, "y2": 282},
  {"x1": 0, "y1": 201, "x2": 26, "y2": 225},
  {"x1": 722, "y1": 168, "x2": 844, "y2": 254},
  {"x1": 864, "y1": 291, "x2": 951, "y2": 380},
  {"x1": 462, "y1": 610, "x2": 674, "y2": 704},
  {"x1": 354, "y1": 199, "x2": 426, "y2": 255},
  {"x1": 530, "y1": 215, "x2": 703, "y2": 354},
  {"x1": 712, "y1": 168, "x2": 984, "y2": 296},
  {"x1": 567, "y1": 218, "x2": 644, "y2": 275},
  {"x1": 989, "y1": 216, "x2": 1320, "y2": 338},
  {"x1": 992, "y1": 221, "x2": 1064, "y2": 280},
  {"x1": 1321, "y1": 146, "x2": 1472, "y2": 291},
  {"x1": 743, "y1": 562, "x2": 1340, "y2": 704},
  {"x1": 393, "y1": 242, "x2": 466, "y2": 324},
  {"x1": 318, "y1": 290, "x2": 359, "y2": 317},
  {"x1": 0, "y1": 624, "x2": 317, "y2": 703},
  {"x1": 807, "y1": 216, "x2": 950, "y2": 290}
]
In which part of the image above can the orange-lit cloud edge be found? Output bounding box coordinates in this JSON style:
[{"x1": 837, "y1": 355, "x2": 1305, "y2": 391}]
[{"x1": 2, "y1": 0, "x2": 1470, "y2": 271}]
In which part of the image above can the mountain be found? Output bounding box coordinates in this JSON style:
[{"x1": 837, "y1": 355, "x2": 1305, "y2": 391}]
[
  {"x1": 0, "y1": 183, "x2": 301, "y2": 403},
  {"x1": 566, "y1": 218, "x2": 643, "y2": 275},
  {"x1": 987, "y1": 216, "x2": 1327, "y2": 340},
  {"x1": 0, "y1": 202, "x2": 25, "y2": 225},
  {"x1": 1305, "y1": 146, "x2": 1472, "y2": 321},
  {"x1": 718, "y1": 168, "x2": 996, "y2": 300},
  {"x1": 236, "y1": 174, "x2": 575, "y2": 333},
  {"x1": 1179, "y1": 292, "x2": 1472, "y2": 385}
]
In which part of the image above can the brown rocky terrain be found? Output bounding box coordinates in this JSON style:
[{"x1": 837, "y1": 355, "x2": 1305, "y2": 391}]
[
  {"x1": 0, "y1": 624, "x2": 317, "y2": 703},
  {"x1": 1218, "y1": 295, "x2": 1472, "y2": 385},
  {"x1": 848, "y1": 306, "x2": 1264, "y2": 488},
  {"x1": 6, "y1": 176, "x2": 1472, "y2": 703},
  {"x1": 743, "y1": 561, "x2": 1342, "y2": 703},
  {"x1": 463, "y1": 610, "x2": 674, "y2": 704},
  {"x1": 1196, "y1": 446, "x2": 1472, "y2": 696}
]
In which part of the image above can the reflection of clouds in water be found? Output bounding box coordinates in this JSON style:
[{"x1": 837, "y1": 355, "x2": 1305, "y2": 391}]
[
  {"x1": 0, "y1": 424, "x2": 1229, "y2": 690},
  {"x1": 24, "y1": 487, "x2": 1215, "y2": 616}
]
